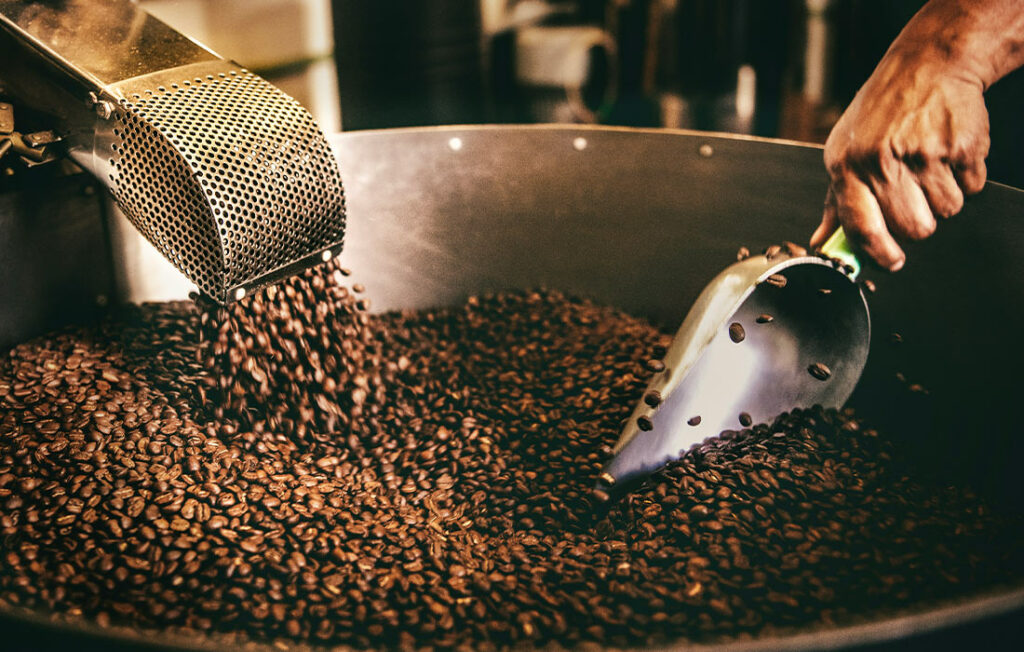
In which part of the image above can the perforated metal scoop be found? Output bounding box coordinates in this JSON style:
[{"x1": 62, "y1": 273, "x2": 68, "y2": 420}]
[
  {"x1": 596, "y1": 230, "x2": 870, "y2": 496},
  {"x1": 0, "y1": 0, "x2": 345, "y2": 303}
]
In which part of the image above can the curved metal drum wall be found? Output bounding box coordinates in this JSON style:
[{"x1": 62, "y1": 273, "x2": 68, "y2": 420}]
[{"x1": 331, "y1": 125, "x2": 1024, "y2": 650}]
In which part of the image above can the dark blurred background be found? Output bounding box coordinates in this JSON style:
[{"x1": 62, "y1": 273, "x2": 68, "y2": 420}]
[{"x1": 142, "y1": 0, "x2": 1024, "y2": 186}]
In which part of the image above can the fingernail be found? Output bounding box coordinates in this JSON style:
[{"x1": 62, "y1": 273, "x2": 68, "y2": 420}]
[{"x1": 888, "y1": 258, "x2": 905, "y2": 272}]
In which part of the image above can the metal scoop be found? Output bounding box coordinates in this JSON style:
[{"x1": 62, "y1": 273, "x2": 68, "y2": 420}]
[
  {"x1": 0, "y1": 0, "x2": 345, "y2": 303},
  {"x1": 596, "y1": 229, "x2": 870, "y2": 495}
]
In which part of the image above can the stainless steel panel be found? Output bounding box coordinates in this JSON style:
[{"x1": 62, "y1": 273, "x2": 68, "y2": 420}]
[
  {"x1": 0, "y1": 173, "x2": 112, "y2": 350},
  {"x1": 334, "y1": 126, "x2": 829, "y2": 320},
  {"x1": 0, "y1": 0, "x2": 216, "y2": 86}
]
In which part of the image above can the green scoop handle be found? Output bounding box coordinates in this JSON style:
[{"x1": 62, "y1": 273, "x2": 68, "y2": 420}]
[{"x1": 821, "y1": 228, "x2": 861, "y2": 279}]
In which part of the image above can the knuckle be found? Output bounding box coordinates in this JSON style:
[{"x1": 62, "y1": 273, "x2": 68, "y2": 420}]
[
  {"x1": 900, "y1": 151, "x2": 928, "y2": 173},
  {"x1": 847, "y1": 147, "x2": 887, "y2": 176},
  {"x1": 841, "y1": 219, "x2": 881, "y2": 251},
  {"x1": 840, "y1": 216, "x2": 899, "y2": 268},
  {"x1": 826, "y1": 141, "x2": 888, "y2": 178},
  {"x1": 823, "y1": 149, "x2": 848, "y2": 177},
  {"x1": 973, "y1": 127, "x2": 992, "y2": 157},
  {"x1": 952, "y1": 131, "x2": 990, "y2": 164}
]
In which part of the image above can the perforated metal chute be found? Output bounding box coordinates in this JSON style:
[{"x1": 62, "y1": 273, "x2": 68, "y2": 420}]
[
  {"x1": 107, "y1": 69, "x2": 346, "y2": 302},
  {"x1": 0, "y1": 0, "x2": 346, "y2": 303}
]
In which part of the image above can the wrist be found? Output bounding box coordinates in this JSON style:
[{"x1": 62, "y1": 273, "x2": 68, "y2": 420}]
[{"x1": 887, "y1": 0, "x2": 1024, "y2": 90}]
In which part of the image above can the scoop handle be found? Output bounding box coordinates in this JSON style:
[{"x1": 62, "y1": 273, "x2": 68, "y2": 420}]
[{"x1": 821, "y1": 228, "x2": 861, "y2": 279}]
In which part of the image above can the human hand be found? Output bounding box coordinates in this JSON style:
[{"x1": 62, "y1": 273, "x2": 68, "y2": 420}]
[{"x1": 810, "y1": 48, "x2": 990, "y2": 270}]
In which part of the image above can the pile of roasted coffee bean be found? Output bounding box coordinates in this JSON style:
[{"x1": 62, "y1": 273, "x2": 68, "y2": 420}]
[{"x1": 1, "y1": 259, "x2": 1022, "y2": 650}]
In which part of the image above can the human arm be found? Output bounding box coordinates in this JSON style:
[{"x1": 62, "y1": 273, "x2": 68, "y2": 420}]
[{"x1": 810, "y1": 0, "x2": 1024, "y2": 270}]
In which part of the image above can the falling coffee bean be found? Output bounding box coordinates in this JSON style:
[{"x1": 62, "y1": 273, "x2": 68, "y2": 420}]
[
  {"x1": 687, "y1": 415, "x2": 702, "y2": 426},
  {"x1": 637, "y1": 416, "x2": 654, "y2": 431},
  {"x1": 646, "y1": 359, "x2": 666, "y2": 373},
  {"x1": 764, "y1": 273, "x2": 787, "y2": 288},
  {"x1": 729, "y1": 323, "x2": 746, "y2": 343},
  {"x1": 756, "y1": 314, "x2": 773, "y2": 324},
  {"x1": 739, "y1": 412, "x2": 753, "y2": 427},
  {"x1": 644, "y1": 391, "x2": 663, "y2": 407},
  {"x1": 808, "y1": 362, "x2": 832, "y2": 381}
]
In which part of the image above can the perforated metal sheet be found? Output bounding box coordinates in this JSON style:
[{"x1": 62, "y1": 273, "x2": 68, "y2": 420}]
[{"x1": 106, "y1": 67, "x2": 345, "y2": 302}]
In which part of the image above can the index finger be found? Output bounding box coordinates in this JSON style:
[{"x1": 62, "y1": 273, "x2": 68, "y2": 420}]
[
  {"x1": 810, "y1": 187, "x2": 839, "y2": 249},
  {"x1": 831, "y1": 171, "x2": 906, "y2": 271}
]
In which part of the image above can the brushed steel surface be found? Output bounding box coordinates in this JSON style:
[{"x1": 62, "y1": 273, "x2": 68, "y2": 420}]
[
  {"x1": 0, "y1": 173, "x2": 112, "y2": 350},
  {"x1": 333, "y1": 126, "x2": 830, "y2": 321},
  {"x1": 601, "y1": 253, "x2": 870, "y2": 490},
  {"x1": 0, "y1": 0, "x2": 215, "y2": 88}
]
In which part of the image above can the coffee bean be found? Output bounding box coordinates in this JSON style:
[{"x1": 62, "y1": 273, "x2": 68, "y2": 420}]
[
  {"x1": 736, "y1": 246, "x2": 751, "y2": 261},
  {"x1": 689, "y1": 504, "x2": 711, "y2": 519},
  {"x1": 755, "y1": 314, "x2": 773, "y2": 324},
  {"x1": 637, "y1": 416, "x2": 654, "y2": 431},
  {"x1": 728, "y1": 323, "x2": 745, "y2": 343},
  {"x1": 763, "y1": 273, "x2": 787, "y2": 288},
  {"x1": 35, "y1": 420, "x2": 59, "y2": 436},
  {"x1": 0, "y1": 258, "x2": 1017, "y2": 652},
  {"x1": 808, "y1": 362, "x2": 832, "y2": 381},
  {"x1": 739, "y1": 412, "x2": 753, "y2": 427},
  {"x1": 646, "y1": 359, "x2": 666, "y2": 373}
]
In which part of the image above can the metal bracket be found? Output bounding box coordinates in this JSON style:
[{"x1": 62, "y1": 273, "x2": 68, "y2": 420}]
[
  {"x1": 0, "y1": 102, "x2": 13, "y2": 134},
  {"x1": 0, "y1": 100, "x2": 64, "y2": 169}
]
